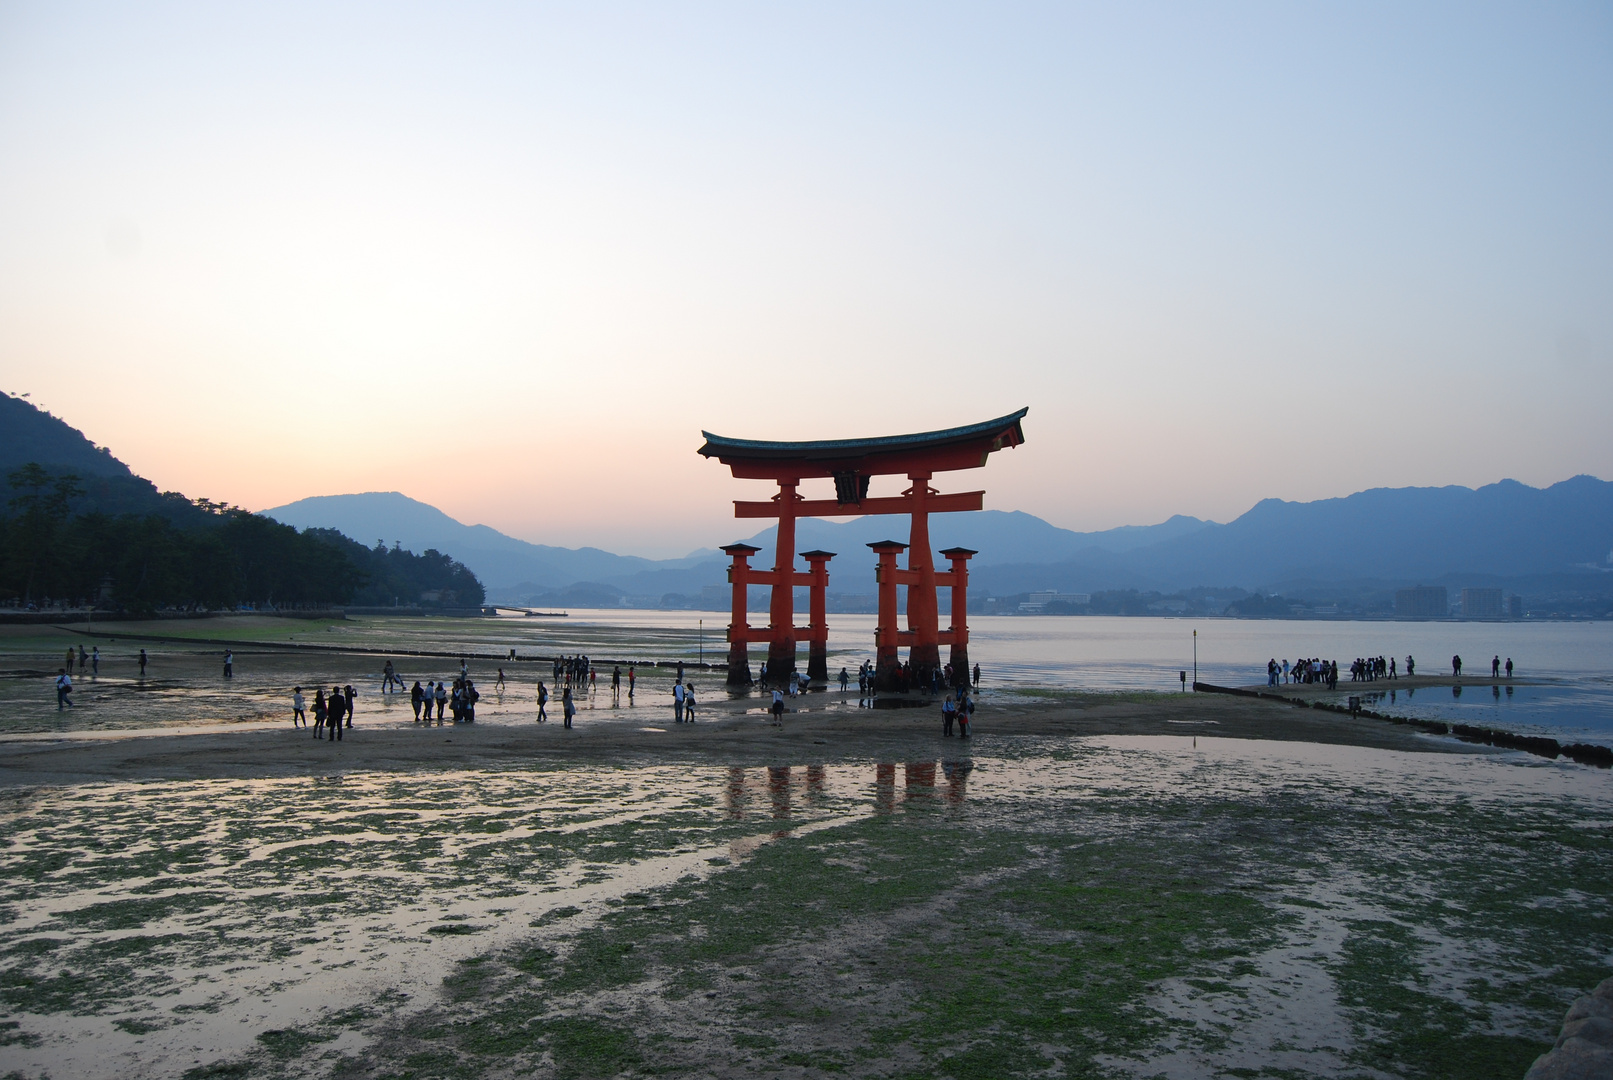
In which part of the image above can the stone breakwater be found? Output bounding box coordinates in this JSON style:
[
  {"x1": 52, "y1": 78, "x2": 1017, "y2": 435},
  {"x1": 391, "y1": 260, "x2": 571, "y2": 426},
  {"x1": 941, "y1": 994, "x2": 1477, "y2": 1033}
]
[
  {"x1": 1525, "y1": 977, "x2": 1613, "y2": 1079},
  {"x1": 1193, "y1": 682, "x2": 1613, "y2": 767}
]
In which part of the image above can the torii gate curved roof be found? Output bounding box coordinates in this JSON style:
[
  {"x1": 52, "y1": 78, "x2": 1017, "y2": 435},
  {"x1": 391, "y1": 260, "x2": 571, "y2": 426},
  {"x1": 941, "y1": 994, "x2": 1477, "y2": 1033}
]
[{"x1": 698, "y1": 407, "x2": 1027, "y2": 480}]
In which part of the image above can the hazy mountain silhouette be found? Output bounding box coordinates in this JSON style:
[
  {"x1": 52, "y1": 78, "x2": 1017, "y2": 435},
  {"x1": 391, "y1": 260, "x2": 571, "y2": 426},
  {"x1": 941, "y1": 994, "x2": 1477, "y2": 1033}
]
[
  {"x1": 969, "y1": 476, "x2": 1613, "y2": 596},
  {"x1": 262, "y1": 492, "x2": 1217, "y2": 597},
  {"x1": 266, "y1": 477, "x2": 1613, "y2": 601},
  {"x1": 262, "y1": 492, "x2": 718, "y2": 593}
]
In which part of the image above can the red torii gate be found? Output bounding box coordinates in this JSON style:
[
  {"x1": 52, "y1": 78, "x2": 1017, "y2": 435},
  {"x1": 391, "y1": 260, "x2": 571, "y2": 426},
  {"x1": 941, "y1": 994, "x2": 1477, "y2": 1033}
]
[{"x1": 697, "y1": 408, "x2": 1027, "y2": 690}]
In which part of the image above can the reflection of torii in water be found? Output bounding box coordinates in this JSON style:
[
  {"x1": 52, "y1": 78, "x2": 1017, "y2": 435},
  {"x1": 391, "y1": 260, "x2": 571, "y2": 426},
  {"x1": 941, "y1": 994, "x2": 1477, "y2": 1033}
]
[{"x1": 699, "y1": 409, "x2": 1027, "y2": 692}]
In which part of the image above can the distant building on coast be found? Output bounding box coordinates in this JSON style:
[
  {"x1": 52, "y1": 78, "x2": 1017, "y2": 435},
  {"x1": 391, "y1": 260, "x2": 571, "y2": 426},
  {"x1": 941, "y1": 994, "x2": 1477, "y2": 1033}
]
[
  {"x1": 1395, "y1": 585, "x2": 1448, "y2": 618},
  {"x1": 1019, "y1": 590, "x2": 1089, "y2": 613},
  {"x1": 1461, "y1": 587, "x2": 1504, "y2": 618},
  {"x1": 1508, "y1": 594, "x2": 1524, "y2": 618}
]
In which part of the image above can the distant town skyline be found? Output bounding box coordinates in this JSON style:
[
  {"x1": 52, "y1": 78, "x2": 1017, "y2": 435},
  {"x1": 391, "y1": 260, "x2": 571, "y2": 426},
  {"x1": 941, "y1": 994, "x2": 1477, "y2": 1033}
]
[{"x1": 2, "y1": 3, "x2": 1609, "y2": 558}]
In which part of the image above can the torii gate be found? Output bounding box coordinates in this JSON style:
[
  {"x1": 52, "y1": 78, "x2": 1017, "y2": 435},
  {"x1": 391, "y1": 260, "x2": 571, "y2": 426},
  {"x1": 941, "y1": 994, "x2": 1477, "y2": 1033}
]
[{"x1": 697, "y1": 408, "x2": 1027, "y2": 691}]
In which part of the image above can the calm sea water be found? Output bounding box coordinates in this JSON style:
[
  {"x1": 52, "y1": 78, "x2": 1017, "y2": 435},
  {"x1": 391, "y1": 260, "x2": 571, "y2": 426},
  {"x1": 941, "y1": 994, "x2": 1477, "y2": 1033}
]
[{"x1": 542, "y1": 611, "x2": 1613, "y2": 748}]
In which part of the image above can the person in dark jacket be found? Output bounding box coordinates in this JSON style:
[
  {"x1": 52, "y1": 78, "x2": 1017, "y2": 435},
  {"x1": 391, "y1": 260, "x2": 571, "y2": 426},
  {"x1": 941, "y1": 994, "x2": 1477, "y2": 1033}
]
[{"x1": 326, "y1": 686, "x2": 346, "y2": 740}]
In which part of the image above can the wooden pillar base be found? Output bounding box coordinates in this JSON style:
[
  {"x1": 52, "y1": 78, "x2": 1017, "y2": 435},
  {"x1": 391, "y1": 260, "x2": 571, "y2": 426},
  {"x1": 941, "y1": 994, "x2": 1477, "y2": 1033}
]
[
  {"x1": 874, "y1": 655, "x2": 903, "y2": 692},
  {"x1": 908, "y1": 643, "x2": 942, "y2": 689},
  {"x1": 807, "y1": 642, "x2": 828, "y2": 682},
  {"x1": 948, "y1": 645, "x2": 970, "y2": 688},
  {"x1": 727, "y1": 641, "x2": 752, "y2": 687},
  {"x1": 765, "y1": 639, "x2": 796, "y2": 684}
]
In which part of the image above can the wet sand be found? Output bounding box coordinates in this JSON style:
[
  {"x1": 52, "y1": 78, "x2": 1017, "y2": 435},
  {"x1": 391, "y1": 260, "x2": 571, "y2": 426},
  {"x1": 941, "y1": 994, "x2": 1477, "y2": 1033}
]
[{"x1": 0, "y1": 687, "x2": 1493, "y2": 787}]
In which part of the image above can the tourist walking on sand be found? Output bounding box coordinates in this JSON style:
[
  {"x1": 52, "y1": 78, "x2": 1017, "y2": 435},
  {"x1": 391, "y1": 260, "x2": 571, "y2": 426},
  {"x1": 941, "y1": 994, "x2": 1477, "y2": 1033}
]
[
  {"x1": 960, "y1": 692, "x2": 974, "y2": 737},
  {"x1": 139, "y1": 648, "x2": 147, "y2": 677},
  {"x1": 612, "y1": 665, "x2": 621, "y2": 702},
  {"x1": 65, "y1": 648, "x2": 74, "y2": 672},
  {"x1": 562, "y1": 686, "x2": 576, "y2": 729},
  {"x1": 313, "y1": 689, "x2": 327, "y2": 737},
  {"x1": 771, "y1": 688, "x2": 784, "y2": 726},
  {"x1": 684, "y1": 683, "x2": 697, "y2": 722},
  {"x1": 223, "y1": 650, "x2": 234, "y2": 679},
  {"x1": 55, "y1": 668, "x2": 73, "y2": 709},
  {"x1": 942, "y1": 695, "x2": 956, "y2": 737},
  {"x1": 537, "y1": 680, "x2": 549, "y2": 722},
  {"x1": 435, "y1": 681, "x2": 448, "y2": 722},
  {"x1": 91, "y1": 647, "x2": 98, "y2": 676},
  {"x1": 344, "y1": 685, "x2": 356, "y2": 726},
  {"x1": 1406, "y1": 655, "x2": 1415, "y2": 678},
  {"x1": 78, "y1": 645, "x2": 87, "y2": 672},
  {"x1": 1492, "y1": 655, "x2": 1501, "y2": 678},
  {"x1": 496, "y1": 667, "x2": 506, "y2": 690},
  {"x1": 410, "y1": 681, "x2": 424, "y2": 720},
  {"x1": 673, "y1": 680, "x2": 685, "y2": 722},
  {"x1": 293, "y1": 687, "x2": 307, "y2": 728},
  {"x1": 1452, "y1": 654, "x2": 1462, "y2": 677},
  {"x1": 628, "y1": 666, "x2": 635, "y2": 699},
  {"x1": 1506, "y1": 658, "x2": 1514, "y2": 678}
]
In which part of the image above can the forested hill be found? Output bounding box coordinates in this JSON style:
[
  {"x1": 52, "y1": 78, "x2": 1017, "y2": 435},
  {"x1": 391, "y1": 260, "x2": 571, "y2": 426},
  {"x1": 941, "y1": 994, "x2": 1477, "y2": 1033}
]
[
  {"x1": 0, "y1": 394, "x2": 484, "y2": 611},
  {"x1": 0, "y1": 394, "x2": 131, "y2": 477}
]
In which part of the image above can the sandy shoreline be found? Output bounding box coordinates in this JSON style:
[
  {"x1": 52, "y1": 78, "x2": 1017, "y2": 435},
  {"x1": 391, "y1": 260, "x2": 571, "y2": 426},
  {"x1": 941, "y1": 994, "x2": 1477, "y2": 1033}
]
[{"x1": 0, "y1": 688, "x2": 1503, "y2": 787}]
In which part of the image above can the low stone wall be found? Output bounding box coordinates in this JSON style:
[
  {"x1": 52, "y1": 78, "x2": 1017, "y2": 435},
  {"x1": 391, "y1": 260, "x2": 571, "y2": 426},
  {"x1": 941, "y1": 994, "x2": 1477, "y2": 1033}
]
[{"x1": 1525, "y1": 977, "x2": 1613, "y2": 1079}]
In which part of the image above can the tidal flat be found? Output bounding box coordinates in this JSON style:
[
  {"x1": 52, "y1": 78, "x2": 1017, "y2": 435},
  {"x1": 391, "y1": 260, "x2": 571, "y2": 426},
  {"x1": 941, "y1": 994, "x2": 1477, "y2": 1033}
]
[
  {"x1": 1, "y1": 617, "x2": 1610, "y2": 1078},
  {"x1": 0, "y1": 736, "x2": 1609, "y2": 1079}
]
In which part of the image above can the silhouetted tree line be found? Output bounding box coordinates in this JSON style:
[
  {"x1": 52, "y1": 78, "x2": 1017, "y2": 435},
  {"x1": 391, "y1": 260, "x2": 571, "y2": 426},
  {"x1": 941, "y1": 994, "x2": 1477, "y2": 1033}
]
[
  {"x1": 0, "y1": 464, "x2": 483, "y2": 612},
  {"x1": 306, "y1": 530, "x2": 485, "y2": 608}
]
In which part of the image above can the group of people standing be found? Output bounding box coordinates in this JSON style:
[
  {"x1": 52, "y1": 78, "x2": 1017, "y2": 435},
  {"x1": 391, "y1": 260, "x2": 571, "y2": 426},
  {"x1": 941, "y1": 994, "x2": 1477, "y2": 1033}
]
[
  {"x1": 1267, "y1": 651, "x2": 1518, "y2": 688},
  {"x1": 1267, "y1": 657, "x2": 1340, "y2": 689},
  {"x1": 1349, "y1": 656, "x2": 1396, "y2": 681},
  {"x1": 409, "y1": 678, "x2": 479, "y2": 724},
  {"x1": 940, "y1": 684, "x2": 976, "y2": 737},
  {"x1": 291, "y1": 684, "x2": 356, "y2": 741}
]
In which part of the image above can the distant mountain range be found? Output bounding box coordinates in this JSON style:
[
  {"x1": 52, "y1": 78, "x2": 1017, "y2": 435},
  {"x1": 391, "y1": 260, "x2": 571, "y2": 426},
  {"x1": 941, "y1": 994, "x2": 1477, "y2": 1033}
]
[
  {"x1": 7, "y1": 390, "x2": 1609, "y2": 608},
  {"x1": 263, "y1": 477, "x2": 1613, "y2": 604}
]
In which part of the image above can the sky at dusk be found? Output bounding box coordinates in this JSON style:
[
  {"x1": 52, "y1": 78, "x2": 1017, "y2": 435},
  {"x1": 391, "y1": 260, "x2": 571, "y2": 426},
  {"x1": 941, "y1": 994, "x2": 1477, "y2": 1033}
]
[{"x1": 1, "y1": 2, "x2": 1609, "y2": 557}]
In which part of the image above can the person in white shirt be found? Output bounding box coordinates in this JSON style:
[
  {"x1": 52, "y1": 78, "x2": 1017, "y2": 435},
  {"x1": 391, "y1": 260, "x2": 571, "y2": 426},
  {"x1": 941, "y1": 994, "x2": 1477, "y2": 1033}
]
[
  {"x1": 771, "y1": 688, "x2": 784, "y2": 725},
  {"x1": 673, "y1": 681, "x2": 685, "y2": 722},
  {"x1": 55, "y1": 669, "x2": 74, "y2": 709},
  {"x1": 292, "y1": 687, "x2": 307, "y2": 727}
]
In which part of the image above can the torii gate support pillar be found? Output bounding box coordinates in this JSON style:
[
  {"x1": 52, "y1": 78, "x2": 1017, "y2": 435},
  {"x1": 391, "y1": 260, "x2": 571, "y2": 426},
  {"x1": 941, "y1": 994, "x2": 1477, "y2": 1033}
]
[
  {"x1": 870, "y1": 541, "x2": 907, "y2": 690},
  {"x1": 722, "y1": 543, "x2": 761, "y2": 687},
  {"x1": 941, "y1": 547, "x2": 975, "y2": 688},
  {"x1": 766, "y1": 480, "x2": 800, "y2": 685},
  {"x1": 802, "y1": 550, "x2": 835, "y2": 683},
  {"x1": 905, "y1": 473, "x2": 942, "y2": 687}
]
